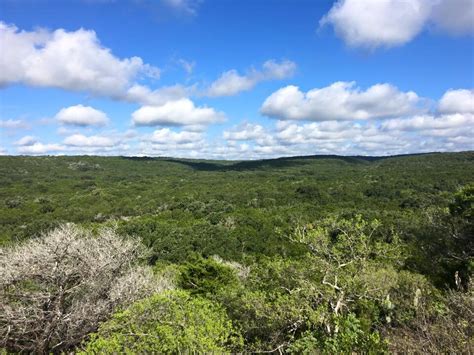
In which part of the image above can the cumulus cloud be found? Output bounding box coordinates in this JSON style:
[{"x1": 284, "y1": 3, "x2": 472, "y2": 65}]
[
  {"x1": 124, "y1": 84, "x2": 189, "y2": 106},
  {"x1": 207, "y1": 71, "x2": 255, "y2": 97},
  {"x1": 320, "y1": 0, "x2": 473, "y2": 49},
  {"x1": 11, "y1": 109, "x2": 474, "y2": 158},
  {"x1": 276, "y1": 120, "x2": 358, "y2": 144},
  {"x1": 207, "y1": 60, "x2": 296, "y2": 97},
  {"x1": 221, "y1": 121, "x2": 361, "y2": 157},
  {"x1": 272, "y1": 118, "x2": 472, "y2": 155},
  {"x1": 220, "y1": 120, "x2": 362, "y2": 156},
  {"x1": 15, "y1": 135, "x2": 38, "y2": 146},
  {"x1": 223, "y1": 122, "x2": 266, "y2": 141},
  {"x1": 0, "y1": 119, "x2": 29, "y2": 129},
  {"x1": 261, "y1": 60, "x2": 297, "y2": 79},
  {"x1": 0, "y1": 22, "x2": 160, "y2": 98},
  {"x1": 137, "y1": 129, "x2": 207, "y2": 157},
  {"x1": 380, "y1": 88, "x2": 474, "y2": 140},
  {"x1": 12, "y1": 130, "x2": 138, "y2": 155},
  {"x1": 382, "y1": 113, "x2": 474, "y2": 134},
  {"x1": 261, "y1": 82, "x2": 422, "y2": 121},
  {"x1": 63, "y1": 134, "x2": 117, "y2": 147},
  {"x1": 438, "y1": 89, "x2": 474, "y2": 114},
  {"x1": 431, "y1": 0, "x2": 474, "y2": 35},
  {"x1": 320, "y1": 0, "x2": 431, "y2": 48},
  {"x1": 17, "y1": 143, "x2": 65, "y2": 155},
  {"x1": 132, "y1": 98, "x2": 226, "y2": 126},
  {"x1": 223, "y1": 86, "x2": 474, "y2": 157},
  {"x1": 55, "y1": 105, "x2": 109, "y2": 126},
  {"x1": 223, "y1": 122, "x2": 279, "y2": 152},
  {"x1": 150, "y1": 128, "x2": 203, "y2": 144},
  {"x1": 0, "y1": 21, "x2": 214, "y2": 115}
]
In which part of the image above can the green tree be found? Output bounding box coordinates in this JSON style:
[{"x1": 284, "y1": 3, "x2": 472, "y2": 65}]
[
  {"x1": 179, "y1": 256, "x2": 240, "y2": 295},
  {"x1": 81, "y1": 290, "x2": 243, "y2": 353},
  {"x1": 409, "y1": 184, "x2": 473, "y2": 288}
]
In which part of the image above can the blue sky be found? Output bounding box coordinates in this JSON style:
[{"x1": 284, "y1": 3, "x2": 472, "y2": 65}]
[{"x1": 0, "y1": 0, "x2": 473, "y2": 158}]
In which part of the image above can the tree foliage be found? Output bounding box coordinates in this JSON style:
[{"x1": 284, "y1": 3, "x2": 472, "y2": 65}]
[
  {"x1": 82, "y1": 290, "x2": 243, "y2": 353},
  {"x1": 178, "y1": 256, "x2": 240, "y2": 295}
]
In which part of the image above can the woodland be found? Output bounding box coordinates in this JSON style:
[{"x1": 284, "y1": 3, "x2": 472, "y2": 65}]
[{"x1": 0, "y1": 152, "x2": 472, "y2": 353}]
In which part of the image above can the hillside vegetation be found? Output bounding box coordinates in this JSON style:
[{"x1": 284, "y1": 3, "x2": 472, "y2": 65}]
[{"x1": 0, "y1": 152, "x2": 473, "y2": 353}]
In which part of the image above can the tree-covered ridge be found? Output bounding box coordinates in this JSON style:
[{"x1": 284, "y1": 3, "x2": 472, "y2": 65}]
[
  {"x1": 0, "y1": 152, "x2": 473, "y2": 353},
  {"x1": 1, "y1": 152, "x2": 472, "y2": 247}
]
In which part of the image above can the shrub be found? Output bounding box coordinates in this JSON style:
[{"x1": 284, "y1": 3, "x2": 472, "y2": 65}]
[
  {"x1": 289, "y1": 314, "x2": 387, "y2": 354},
  {"x1": 179, "y1": 256, "x2": 240, "y2": 295},
  {"x1": 81, "y1": 290, "x2": 243, "y2": 353},
  {"x1": 4, "y1": 198, "x2": 22, "y2": 209},
  {"x1": 385, "y1": 286, "x2": 474, "y2": 353},
  {"x1": 0, "y1": 224, "x2": 171, "y2": 353}
]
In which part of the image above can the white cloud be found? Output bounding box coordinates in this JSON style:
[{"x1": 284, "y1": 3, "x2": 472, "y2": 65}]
[
  {"x1": 262, "y1": 60, "x2": 297, "y2": 80},
  {"x1": 0, "y1": 22, "x2": 209, "y2": 113},
  {"x1": 132, "y1": 98, "x2": 226, "y2": 126},
  {"x1": 223, "y1": 122, "x2": 266, "y2": 141},
  {"x1": 207, "y1": 60, "x2": 296, "y2": 97},
  {"x1": 55, "y1": 104, "x2": 109, "y2": 126},
  {"x1": 380, "y1": 88, "x2": 474, "y2": 140},
  {"x1": 447, "y1": 136, "x2": 474, "y2": 145},
  {"x1": 320, "y1": 0, "x2": 473, "y2": 49},
  {"x1": 221, "y1": 120, "x2": 371, "y2": 157},
  {"x1": 276, "y1": 121, "x2": 359, "y2": 144},
  {"x1": 178, "y1": 58, "x2": 196, "y2": 74},
  {"x1": 124, "y1": 84, "x2": 189, "y2": 106},
  {"x1": 161, "y1": 0, "x2": 200, "y2": 15},
  {"x1": 438, "y1": 89, "x2": 474, "y2": 114},
  {"x1": 320, "y1": 0, "x2": 431, "y2": 48},
  {"x1": 261, "y1": 82, "x2": 422, "y2": 121},
  {"x1": 9, "y1": 112, "x2": 474, "y2": 158},
  {"x1": 17, "y1": 143, "x2": 65, "y2": 155},
  {"x1": 271, "y1": 120, "x2": 466, "y2": 155},
  {"x1": 12, "y1": 130, "x2": 137, "y2": 155},
  {"x1": 431, "y1": 0, "x2": 474, "y2": 35},
  {"x1": 0, "y1": 119, "x2": 29, "y2": 129},
  {"x1": 63, "y1": 134, "x2": 117, "y2": 147},
  {"x1": 269, "y1": 88, "x2": 473, "y2": 153},
  {"x1": 224, "y1": 100, "x2": 473, "y2": 157},
  {"x1": 223, "y1": 122, "x2": 279, "y2": 151},
  {"x1": 15, "y1": 135, "x2": 38, "y2": 146},
  {"x1": 137, "y1": 132, "x2": 208, "y2": 156},
  {"x1": 151, "y1": 128, "x2": 203, "y2": 144},
  {"x1": 207, "y1": 70, "x2": 255, "y2": 97},
  {"x1": 382, "y1": 113, "x2": 474, "y2": 133},
  {"x1": 0, "y1": 22, "x2": 160, "y2": 97}
]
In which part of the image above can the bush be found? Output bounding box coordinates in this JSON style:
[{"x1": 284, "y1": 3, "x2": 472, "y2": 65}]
[
  {"x1": 179, "y1": 256, "x2": 240, "y2": 295},
  {"x1": 385, "y1": 286, "x2": 474, "y2": 353},
  {"x1": 82, "y1": 290, "x2": 243, "y2": 353},
  {"x1": 289, "y1": 314, "x2": 387, "y2": 354},
  {"x1": 0, "y1": 224, "x2": 171, "y2": 353}
]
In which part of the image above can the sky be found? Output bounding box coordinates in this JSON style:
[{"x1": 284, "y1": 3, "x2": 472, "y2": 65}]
[{"x1": 0, "y1": 0, "x2": 473, "y2": 159}]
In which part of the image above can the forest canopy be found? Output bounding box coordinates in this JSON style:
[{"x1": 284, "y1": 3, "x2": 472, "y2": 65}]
[{"x1": 0, "y1": 152, "x2": 473, "y2": 353}]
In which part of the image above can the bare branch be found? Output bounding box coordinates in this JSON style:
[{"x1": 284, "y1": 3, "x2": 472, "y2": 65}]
[{"x1": 0, "y1": 224, "x2": 173, "y2": 353}]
